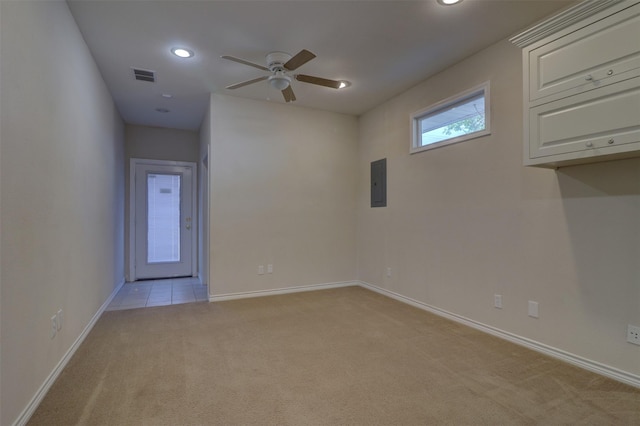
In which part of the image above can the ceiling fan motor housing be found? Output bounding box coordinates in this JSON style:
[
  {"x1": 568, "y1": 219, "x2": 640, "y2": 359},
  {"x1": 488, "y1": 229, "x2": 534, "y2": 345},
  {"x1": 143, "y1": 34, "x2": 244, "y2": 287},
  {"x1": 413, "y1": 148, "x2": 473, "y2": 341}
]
[{"x1": 266, "y1": 51, "x2": 292, "y2": 72}]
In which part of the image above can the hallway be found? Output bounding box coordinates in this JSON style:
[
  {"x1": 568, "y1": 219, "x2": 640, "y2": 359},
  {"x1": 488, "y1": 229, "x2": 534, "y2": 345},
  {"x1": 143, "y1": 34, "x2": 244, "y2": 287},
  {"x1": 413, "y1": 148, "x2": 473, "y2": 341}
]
[{"x1": 107, "y1": 277, "x2": 208, "y2": 311}]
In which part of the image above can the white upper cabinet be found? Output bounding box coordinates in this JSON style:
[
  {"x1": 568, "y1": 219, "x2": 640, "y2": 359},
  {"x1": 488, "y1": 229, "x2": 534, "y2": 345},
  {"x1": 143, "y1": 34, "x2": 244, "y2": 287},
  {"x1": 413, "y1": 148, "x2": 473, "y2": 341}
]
[
  {"x1": 512, "y1": 0, "x2": 640, "y2": 168},
  {"x1": 529, "y1": 78, "x2": 640, "y2": 160},
  {"x1": 530, "y1": 7, "x2": 640, "y2": 103}
]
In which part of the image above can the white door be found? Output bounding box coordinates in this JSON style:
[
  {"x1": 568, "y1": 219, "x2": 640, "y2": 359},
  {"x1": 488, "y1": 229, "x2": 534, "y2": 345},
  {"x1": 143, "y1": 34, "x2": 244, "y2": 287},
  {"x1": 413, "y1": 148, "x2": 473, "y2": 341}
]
[{"x1": 133, "y1": 162, "x2": 195, "y2": 279}]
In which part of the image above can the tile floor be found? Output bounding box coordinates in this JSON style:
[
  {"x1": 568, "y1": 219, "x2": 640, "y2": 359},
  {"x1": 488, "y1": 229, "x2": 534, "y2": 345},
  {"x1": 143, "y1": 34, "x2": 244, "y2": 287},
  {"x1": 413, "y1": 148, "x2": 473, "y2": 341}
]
[{"x1": 106, "y1": 277, "x2": 208, "y2": 311}]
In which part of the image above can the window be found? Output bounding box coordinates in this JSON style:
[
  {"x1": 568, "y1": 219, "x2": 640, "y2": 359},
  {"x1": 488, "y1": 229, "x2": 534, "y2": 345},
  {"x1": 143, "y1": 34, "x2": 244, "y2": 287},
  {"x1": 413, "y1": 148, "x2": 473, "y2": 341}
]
[
  {"x1": 147, "y1": 173, "x2": 181, "y2": 263},
  {"x1": 410, "y1": 82, "x2": 490, "y2": 154}
]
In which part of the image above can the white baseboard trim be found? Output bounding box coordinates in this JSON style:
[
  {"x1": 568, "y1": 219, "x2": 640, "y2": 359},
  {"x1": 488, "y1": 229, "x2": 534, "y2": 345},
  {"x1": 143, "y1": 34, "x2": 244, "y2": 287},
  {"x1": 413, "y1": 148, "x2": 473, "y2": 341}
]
[
  {"x1": 13, "y1": 278, "x2": 126, "y2": 426},
  {"x1": 358, "y1": 281, "x2": 640, "y2": 389},
  {"x1": 210, "y1": 280, "x2": 358, "y2": 302}
]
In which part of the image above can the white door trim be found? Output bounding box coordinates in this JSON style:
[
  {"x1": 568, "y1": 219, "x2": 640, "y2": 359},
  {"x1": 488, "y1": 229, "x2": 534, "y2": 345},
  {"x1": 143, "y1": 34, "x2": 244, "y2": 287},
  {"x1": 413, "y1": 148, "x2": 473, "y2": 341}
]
[{"x1": 129, "y1": 158, "x2": 197, "y2": 281}]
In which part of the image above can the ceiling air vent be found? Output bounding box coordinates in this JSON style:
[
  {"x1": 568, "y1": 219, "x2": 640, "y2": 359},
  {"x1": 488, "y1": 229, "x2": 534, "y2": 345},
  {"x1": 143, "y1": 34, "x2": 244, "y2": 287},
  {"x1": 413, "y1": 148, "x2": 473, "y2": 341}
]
[{"x1": 132, "y1": 68, "x2": 155, "y2": 82}]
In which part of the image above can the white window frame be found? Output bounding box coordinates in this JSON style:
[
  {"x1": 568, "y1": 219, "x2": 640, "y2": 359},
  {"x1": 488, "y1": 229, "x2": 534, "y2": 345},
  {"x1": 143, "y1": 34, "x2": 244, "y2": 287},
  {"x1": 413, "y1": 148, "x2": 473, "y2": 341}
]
[{"x1": 410, "y1": 81, "x2": 491, "y2": 154}]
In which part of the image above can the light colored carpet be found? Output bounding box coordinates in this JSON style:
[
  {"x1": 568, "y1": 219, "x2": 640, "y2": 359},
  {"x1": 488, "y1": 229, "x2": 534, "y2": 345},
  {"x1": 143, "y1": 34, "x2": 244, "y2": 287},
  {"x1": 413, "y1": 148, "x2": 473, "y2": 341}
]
[{"x1": 29, "y1": 286, "x2": 639, "y2": 425}]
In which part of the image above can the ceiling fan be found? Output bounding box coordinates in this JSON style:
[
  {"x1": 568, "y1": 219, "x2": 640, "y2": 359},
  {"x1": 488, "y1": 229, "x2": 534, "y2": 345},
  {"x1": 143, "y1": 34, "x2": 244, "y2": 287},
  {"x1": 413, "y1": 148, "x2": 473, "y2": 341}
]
[{"x1": 221, "y1": 49, "x2": 347, "y2": 103}]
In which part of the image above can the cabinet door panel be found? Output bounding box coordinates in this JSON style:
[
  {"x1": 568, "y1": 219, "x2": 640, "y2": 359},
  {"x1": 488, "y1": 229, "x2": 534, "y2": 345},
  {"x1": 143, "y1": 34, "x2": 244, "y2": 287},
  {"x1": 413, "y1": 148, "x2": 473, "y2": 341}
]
[
  {"x1": 529, "y1": 4, "x2": 640, "y2": 102},
  {"x1": 530, "y1": 80, "x2": 640, "y2": 159}
]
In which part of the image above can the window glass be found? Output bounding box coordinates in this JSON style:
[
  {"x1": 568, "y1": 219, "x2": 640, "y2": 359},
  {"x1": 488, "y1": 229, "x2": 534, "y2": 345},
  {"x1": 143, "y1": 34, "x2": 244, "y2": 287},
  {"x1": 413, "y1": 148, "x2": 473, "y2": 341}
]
[
  {"x1": 147, "y1": 173, "x2": 181, "y2": 263},
  {"x1": 411, "y1": 82, "x2": 490, "y2": 153}
]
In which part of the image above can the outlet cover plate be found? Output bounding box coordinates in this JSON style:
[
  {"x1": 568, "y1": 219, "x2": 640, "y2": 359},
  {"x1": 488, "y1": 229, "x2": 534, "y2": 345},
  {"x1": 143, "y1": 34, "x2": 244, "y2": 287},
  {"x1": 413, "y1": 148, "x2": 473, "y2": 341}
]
[
  {"x1": 627, "y1": 324, "x2": 640, "y2": 346},
  {"x1": 494, "y1": 294, "x2": 503, "y2": 309},
  {"x1": 51, "y1": 315, "x2": 57, "y2": 339},
  {"x1": 528, "y1": 301, "x2": 539, "y2": 318}
]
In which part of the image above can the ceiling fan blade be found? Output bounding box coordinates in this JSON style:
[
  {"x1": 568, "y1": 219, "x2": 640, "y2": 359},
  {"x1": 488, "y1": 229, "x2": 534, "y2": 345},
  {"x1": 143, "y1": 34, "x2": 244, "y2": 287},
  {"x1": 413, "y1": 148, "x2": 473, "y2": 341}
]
[
  {"x1": 221, "y1": 55, "x2": 269, "y2": 71},
  {"x1": 295, "y1": 74, "x2": 342, "y2": 89},
  {"x1": 284, "y1": 49, "x2": 316, "y2": 71},
  {"x1": 282, "y1": 86, "x2": 296, "y2": 103},
  {"x1": 226, "y1": 76, "x2": 268, "y2": 90}
]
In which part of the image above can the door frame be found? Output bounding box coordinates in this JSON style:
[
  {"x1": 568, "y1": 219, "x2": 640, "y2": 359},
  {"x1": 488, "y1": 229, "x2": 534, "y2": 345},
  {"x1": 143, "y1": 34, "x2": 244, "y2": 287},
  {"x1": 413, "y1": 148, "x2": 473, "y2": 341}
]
[{"x1": 128, "y1": 158, "x2": 198, "y2": 281}]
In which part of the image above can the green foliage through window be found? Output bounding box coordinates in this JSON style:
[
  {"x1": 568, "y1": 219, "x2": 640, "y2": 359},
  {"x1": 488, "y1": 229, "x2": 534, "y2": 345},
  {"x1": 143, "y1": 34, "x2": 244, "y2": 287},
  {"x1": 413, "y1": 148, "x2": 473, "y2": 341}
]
[{"x1": 443, "y1": 114, "x2": 485, "y2": 136}]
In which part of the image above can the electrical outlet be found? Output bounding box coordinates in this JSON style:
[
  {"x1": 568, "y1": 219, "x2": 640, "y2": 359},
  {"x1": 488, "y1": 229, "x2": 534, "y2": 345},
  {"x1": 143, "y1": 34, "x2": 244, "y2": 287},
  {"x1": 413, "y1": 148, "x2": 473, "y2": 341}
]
[
  {"x1": 528, "y1": 301, "x2": 539, "y2": 318},
  {"x1": 57, "y1": 309, "x2": 63, "y2": 331},
  {"x1": 494, "y1": 294, "x2": 503, "y2": 309},
  {"x1": 267, "y1": 264, "x2": 273, "y2": 274},
  {"x1": 51, "y1": 315, "x2": 57, "y2": 339},
  {"x1": 258, "y1": 265, "x2": 264, "y2": 275},
  {"x1": 386, "y1": 267, "x2": 392, "y2": 277},
  {"x1": 627, "y1": 325, "x2": 640, "y2": 346}
]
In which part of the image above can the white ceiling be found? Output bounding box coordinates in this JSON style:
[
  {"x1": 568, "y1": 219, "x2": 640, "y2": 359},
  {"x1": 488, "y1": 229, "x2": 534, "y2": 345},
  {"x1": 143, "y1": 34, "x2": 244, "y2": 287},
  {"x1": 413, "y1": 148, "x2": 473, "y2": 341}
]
[{"x1": 67, "y1": 0, "x2": 573, "y2": 131}]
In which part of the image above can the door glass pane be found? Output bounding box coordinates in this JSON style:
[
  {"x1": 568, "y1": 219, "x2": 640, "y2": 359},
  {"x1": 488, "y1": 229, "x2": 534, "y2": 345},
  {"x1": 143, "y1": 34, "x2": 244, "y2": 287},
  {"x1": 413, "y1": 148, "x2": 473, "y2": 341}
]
[{"x1": 147, "y1": 173, "x2": 181, "y2": 263}]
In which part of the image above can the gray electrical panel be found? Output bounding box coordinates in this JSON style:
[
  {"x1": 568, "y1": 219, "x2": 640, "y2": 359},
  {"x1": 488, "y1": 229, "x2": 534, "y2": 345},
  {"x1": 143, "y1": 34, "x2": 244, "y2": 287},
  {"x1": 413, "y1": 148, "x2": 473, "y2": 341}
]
[{"x1": 371, "y1": 158, "x2": 386, "y2": 208}]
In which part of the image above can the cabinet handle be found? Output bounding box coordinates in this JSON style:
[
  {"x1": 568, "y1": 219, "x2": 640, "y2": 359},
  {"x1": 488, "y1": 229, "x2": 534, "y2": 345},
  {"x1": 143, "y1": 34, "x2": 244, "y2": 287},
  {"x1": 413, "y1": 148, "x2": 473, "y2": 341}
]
[
  {"x1": 607, "y1": 70, "x2": 613, "y2": 76},
  {"x1": 586, "y1": 141, "x2": 594, "y2": 147},
  {"x1": 608, "y1": 139, "x2": 614, "y2": 145},
  {"x1": 585, "y1": 75, "x2": 593, "y2": 81}
]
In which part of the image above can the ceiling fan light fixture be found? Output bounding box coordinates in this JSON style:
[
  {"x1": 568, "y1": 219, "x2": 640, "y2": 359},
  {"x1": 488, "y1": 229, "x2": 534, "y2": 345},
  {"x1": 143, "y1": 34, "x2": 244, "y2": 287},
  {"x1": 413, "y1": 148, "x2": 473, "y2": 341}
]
[
  {"x1": 437, "y1": 0, "x2": 462, "y2": 5},
  {"x1": 269, "y1": 74, "x2": 291, "y2": 91},
  {"x1": 171, "y1": 47, "x2": 194, "y2": 58}
]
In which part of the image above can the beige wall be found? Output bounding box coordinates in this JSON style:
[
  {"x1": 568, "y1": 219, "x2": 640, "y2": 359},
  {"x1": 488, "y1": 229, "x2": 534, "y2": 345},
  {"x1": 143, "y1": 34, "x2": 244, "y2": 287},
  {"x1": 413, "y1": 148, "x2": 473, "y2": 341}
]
[
  {"x1": 357, "y1": 39, "x2": 640, "y2": 377},
  {"x1": 209, "y1": 94, "x2": 358, "y2": 296},
  {"x1": 125, "y1": 124, "x2": 199, "y2": 163},
  {"x1": 124, "y1": 124, "x2": 199, "y2": 280},
  {"x1": 0, "y1": 1, "x2": 125, "y2": 424}
]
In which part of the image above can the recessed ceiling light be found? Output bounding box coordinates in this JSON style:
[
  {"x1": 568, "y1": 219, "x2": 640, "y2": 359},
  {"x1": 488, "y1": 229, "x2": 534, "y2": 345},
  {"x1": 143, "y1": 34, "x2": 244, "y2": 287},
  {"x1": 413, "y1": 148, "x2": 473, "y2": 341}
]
[
  {"x1": 437, "y1": 0, "x2": 462, "y2": 5},
  {"x1": 338, "y1": 81, "x2": 351, "y2": 89},
  {"x1": 171, "y1": 47, "x2": 194, "y2": 58}
]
